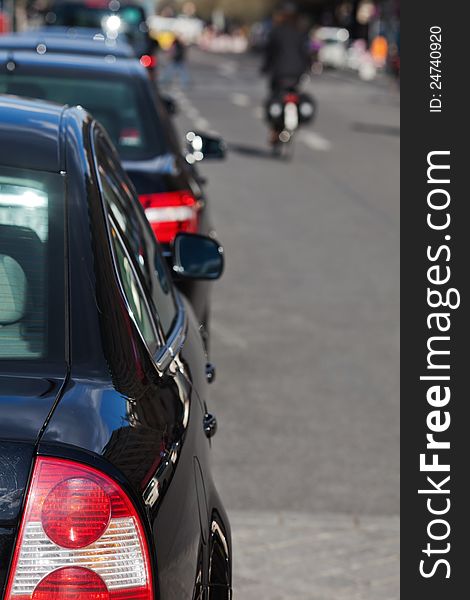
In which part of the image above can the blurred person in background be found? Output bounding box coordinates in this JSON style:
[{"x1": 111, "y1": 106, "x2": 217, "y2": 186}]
[
  {"x1": 309, "y1": 25, "x2": 324, "y2": 75},
  {"x1": 261, "y1": 2, "x2": 311, "y2": 94},
  {"x1": 261, "y1": 2, "x2": 312, "y2": 147},
  {"x1": 370, "y1": 34, "x2": 388, "y2": 68},
  {"x1": 161, "y1": 34, "x2": 190, "y2": 88},
  {"x1": 0, "y1": 11, "x2": 10, "y2": 33}
]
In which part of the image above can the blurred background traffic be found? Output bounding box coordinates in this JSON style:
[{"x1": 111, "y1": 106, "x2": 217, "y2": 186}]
[
  {"x1": 0, "y1": 0, "x2": 400, "y2": 82},
  {"x1": 0, "y1": 0, "x2": 400, "y2": 598}
]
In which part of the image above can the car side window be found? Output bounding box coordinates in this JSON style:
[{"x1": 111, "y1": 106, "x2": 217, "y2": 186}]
[
  {"x1": 107, "y1": 225, "x2": 159, "y2": 355},
  {"x1": 109, "y1": 222, "x2": 159, "y2": 355},
  {"x1": 94, "y1": 131, "x2": 178, "y2": 337}
]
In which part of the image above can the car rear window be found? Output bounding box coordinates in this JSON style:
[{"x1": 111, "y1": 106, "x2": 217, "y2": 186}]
[
  {"x1": 0, "y1": 166, "x2": 64, "y2": 367},
  {"x1": 0, "y1": 73, "x2": 167, "y2": 161},
  {"x1": 47, "y1": 3, "x2": 146, "y2": 30}
]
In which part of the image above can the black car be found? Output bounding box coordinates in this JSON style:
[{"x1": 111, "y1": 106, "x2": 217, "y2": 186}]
[
  {"x1": 0, "y1": 27, "x2": 135, "y2": 58},
  {"x1": 0, "y1": 51, "x2": 225, "y2": 344},
  {"x1": 0, "y1": 96, "x2": 231, "y2": 600},
  {"x1": 0, "y1": 30, "x2": 175, "y2": 110},
  {"x1": 43, "y1": 0, "x2": 155, "y2": 58}
]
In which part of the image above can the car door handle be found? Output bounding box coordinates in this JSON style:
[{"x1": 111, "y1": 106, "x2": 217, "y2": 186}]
[
  {"x1": 205, "y1": 363, "x2": 216, "y2": 384},
  {"x1": 203, "y1": 413, "x2": 217, "y2": 439}
]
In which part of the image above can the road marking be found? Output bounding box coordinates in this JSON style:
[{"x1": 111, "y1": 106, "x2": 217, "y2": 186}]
[
  {"x1": 218, "y1": 61, "x2": 238, "y2": 78},
  {"x1": 195, "y1": 117, "x2": 210, "y2": 130},
  {"x1": 172, "y1": 91, "x2": 191, "y2": 111},
  {"x1": 231, "y1": 93, "x2": 251, "y2": 107},
  {"x1": 299, "y1": 130, "x2": 332, "y2": 152},
  {"x1": 176, "y1": 91, "x2": 213, "y2": 132},
  {"x1": 171, "y1": 89, "x2": 185, "y2": 99},
  {"x1": 185, "y1": 107, "x2": 200, "y2": 119}
]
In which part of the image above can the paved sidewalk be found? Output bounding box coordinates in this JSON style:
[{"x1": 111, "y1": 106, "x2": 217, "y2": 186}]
[{"x1": 230, "y1": 511, "x2": 399, "y2": 600}]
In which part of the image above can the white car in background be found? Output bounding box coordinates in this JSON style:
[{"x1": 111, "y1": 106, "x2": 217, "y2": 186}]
[
  {"x1": 314, "y1": 27, "x2": 349, "y2": 69},
  {"x1": 148, "y1": 15, "x2": 204, "y2": 47}
]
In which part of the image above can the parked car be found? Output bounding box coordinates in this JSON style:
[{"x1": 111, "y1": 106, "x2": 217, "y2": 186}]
[
  {"x1": 43, "y1": 0, "x2": 155, "y2": 58},
  {"x1": 0, "y1": 51, "x2": 226, "y2": 345},
  {"x1": 0, "y1": 27, "x2": 135, "y2": 58},
  {"x1": 0, "y1": 29, "x2": 171, "y2": 104},
  {"x1": 0, "y1": 95, "x2": 231, "y2": 600},
  {"x1": 313, "y1": 27, "x2": 349, "y2": 70},
  {"x1": 147, "y1": 15, "x2": 205, "y2": 47}
]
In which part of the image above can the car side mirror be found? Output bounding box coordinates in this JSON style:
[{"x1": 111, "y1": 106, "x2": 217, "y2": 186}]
[
  {"x1": 185, "y1": 131, "x2": 227, "y2": 163},
  {"x1": 171, "y1": 233, "x2": 224, "y2": 280}
]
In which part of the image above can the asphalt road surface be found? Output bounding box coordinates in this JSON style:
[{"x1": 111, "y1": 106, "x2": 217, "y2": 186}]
[{"x1": 167, "y1": 49, "x2": 399, "y2": 600}]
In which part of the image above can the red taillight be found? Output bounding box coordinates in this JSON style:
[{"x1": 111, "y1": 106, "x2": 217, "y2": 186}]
[
  {"x1": 85, "y1": 0, "x2": 107, "y2": 6},
  {"x1": 139, "y1": 190, "x2": 200, "y2": 244},
  {"x1": 140, "y1": 55, "x2": 157, "y2": 69},
  {"x1": 32, "y1": 567, "x2": 109, "y2": 600},
  {"x1": 284, "y1": 93, "x2": 299, "y2": 104},
  {"x1": 5, "y1": 457, "x2": 153, "y2": 600},
  {"x1": 42, "y1": 478, "x2": 111, "y2": 549}
]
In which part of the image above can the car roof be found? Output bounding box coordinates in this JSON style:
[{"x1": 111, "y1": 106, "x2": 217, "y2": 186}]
[
  {"x1": 0, "y1": 95, "x2": 86, "y2": 172},
  {"x1": 30, "y1": 26, "x2": 106, "y2": 38},
  {"x1": 0, "y1": 30, "x2": 134, "y2": 58},
  {"x1": 0, "y1": 50, "x2": 145, "y2": 77}
]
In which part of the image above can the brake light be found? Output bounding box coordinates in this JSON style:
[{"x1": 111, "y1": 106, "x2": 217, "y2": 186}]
[
  {"x1": 284, "y1": 93, "x2": 299, "y2": 104},
  {"x1": 42, "y1": 477, "x2": 111, "y2": 548},
  {"x1": 140, "y1": 55, "x2": 157, "y2": 69},
  {"x1": 5, "y1": 457, "x2": 153, "y2": 600},
  {"x1": 85, "y1": 0, "x2": 108, "y2": 6},
  {"x1": 32, "y1": 568, "x2": 108, "y2": 600},
  {"x1": 139, "y1": 190, "x2": 200, "y2": 244}
]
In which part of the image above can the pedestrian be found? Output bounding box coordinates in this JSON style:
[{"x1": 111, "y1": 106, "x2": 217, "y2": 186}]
[
  {"x1": 161, "y1": 35, "x2": 190, "y2": 88},
  {"x1": 370, "y1": 35, "x2": 388, "y2": 68}
]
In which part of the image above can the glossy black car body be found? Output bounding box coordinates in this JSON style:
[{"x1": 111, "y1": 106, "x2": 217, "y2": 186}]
[
  {"x1": 43, "y1": 0, "x2": 154, "y2": 57},
  {"x1": 0, "y1": 28, "x2": 135, "y2": 58},
  {"x1": 0, "y1": 51, "x2": 215, "y2": 338},
  {"x1": 0, "y1": 96, "x2": 231, "y2": 600},
  {"x1": 0, "y1": 29, "x2": 176, "y2": 112}
]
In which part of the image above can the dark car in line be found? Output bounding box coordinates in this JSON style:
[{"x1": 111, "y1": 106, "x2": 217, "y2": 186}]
[
  {"x1": 0, "y1": 95, "x2": 231, "y2": 600},
  {"x1": 0, "y1": 27, "x2": 135, "y2": 58},
  {"x1": 0, "y1": 29, "x2": 173, "y2": 106},
  {"x1": 43, "y1": 0, "x2": 155, "y2": 59},
  {"x1": 0, "y1": 51, "x2": 225, "y2": 345}
]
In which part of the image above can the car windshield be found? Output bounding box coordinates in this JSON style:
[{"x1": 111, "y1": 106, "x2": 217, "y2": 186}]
[
  {"x1": 0, "y1": 72, "x2": 167, "y2": 161},
  {"x1": 0, "y1": 166, "x2": 64, "y2": 368}
]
